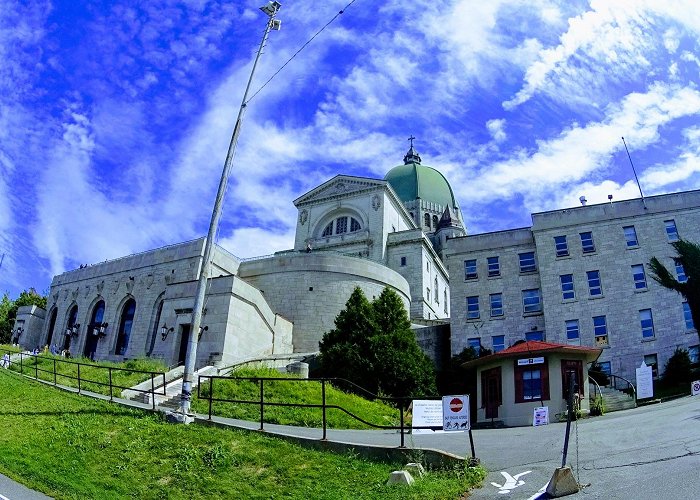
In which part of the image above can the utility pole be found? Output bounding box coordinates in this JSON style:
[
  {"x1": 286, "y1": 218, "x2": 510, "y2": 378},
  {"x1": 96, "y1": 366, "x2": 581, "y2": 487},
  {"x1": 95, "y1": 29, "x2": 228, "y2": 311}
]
[{"x1": 168, "y1": 1, "x2": 282, "y2": 423}]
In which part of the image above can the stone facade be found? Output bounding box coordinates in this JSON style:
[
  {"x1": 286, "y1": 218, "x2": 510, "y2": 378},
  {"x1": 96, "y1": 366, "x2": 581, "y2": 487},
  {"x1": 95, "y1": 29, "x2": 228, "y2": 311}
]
[{"x1": 446, "y1": 190, "x2": 700, "y2": 381}]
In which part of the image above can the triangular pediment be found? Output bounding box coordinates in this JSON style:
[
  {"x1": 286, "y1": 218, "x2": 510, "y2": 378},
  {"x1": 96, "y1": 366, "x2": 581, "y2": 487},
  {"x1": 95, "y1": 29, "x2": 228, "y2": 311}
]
[{"x1": 293, "y1": 175, "x2": 387, "y2": 206}]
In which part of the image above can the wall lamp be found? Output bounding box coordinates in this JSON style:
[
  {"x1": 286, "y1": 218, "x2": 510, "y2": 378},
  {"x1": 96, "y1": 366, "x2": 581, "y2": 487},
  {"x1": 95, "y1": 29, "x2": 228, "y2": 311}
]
[
  {"x1": 93, "y1": 322, "x2": 109, "y2": 337},
  {"x1": 66, "y1": 324, "x2": 81, "y2": 337},
  {"x1": 160, "y1": 324, "x2": 175, "y2": 341},
  {"x1": 198, "y1": 325, "x2": 208, "y2": 340}
]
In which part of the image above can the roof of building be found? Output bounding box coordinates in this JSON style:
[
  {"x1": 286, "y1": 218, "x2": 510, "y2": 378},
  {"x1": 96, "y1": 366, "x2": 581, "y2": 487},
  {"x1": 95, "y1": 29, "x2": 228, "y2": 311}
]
[
  {"x1": 384, "y1": 145, "x2": 460, "y2": 211},
  {"x1": 461, "y1": 340, "x2": 603, "y2": 369}
]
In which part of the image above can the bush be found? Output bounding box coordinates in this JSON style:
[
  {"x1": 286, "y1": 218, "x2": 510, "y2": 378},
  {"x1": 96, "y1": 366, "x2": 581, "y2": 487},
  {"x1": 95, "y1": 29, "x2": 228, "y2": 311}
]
[
  {"x1": 590, "y1": 395, "x2": 605, "y2": 416},
  {"x1": 662, "y1": 348, "x2": 693, "y2": 386},
  {"x1": 589, "y1": 362, "x2": 610, "y2": 386}
]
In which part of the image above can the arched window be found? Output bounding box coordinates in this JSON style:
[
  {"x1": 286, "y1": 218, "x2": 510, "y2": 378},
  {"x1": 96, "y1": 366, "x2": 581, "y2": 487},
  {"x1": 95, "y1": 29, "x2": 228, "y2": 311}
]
[
  {"x1": 433, "y1": 215, "x2": 439, "y2": 228},
  {"x1": 46, "y1": 308, "x2": 58, "y2": 347},
  {"x1": 434, "y1": 277, "x2": 439, "y2": 303},
  {"x1": 444, "y1": 290, "x2": 448, "y2": 313},
  {"x1": 424, "y1": 213, "x2": 431, "y2": 228},
  {"x1": 147, "y1": 299, "x2": 164, "y2": 357},
  {"x1": 115, "y1": 298, "x2": 136, "y2": 356},
  {"x1": 64, "y1": 305, "x2": 78, "y2": 350},
  {"x1": 84, "y1": 301, "x2": 105, "y2": 360},
  {"x1": 321, "y1": 216, "x2": 362, "y2": 237}
]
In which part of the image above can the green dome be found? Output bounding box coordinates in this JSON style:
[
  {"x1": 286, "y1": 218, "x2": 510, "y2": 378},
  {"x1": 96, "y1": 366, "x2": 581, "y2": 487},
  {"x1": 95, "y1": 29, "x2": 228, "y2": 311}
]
[{"x1": 384, "y1": 148, "x2": 459, "y2": 210}]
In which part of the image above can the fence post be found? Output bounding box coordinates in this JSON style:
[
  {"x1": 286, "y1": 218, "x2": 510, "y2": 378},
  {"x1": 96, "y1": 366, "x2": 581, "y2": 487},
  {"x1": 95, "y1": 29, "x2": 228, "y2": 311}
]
[
  {"x1": 109, "y1": 367, "x2": 113, "y2": 402},
  {"x1": 77, "y1": 363, "x2": 81, "y2": 394},
  {"x1": 208, "y1": 376, "x2": 213, "y2": 421},
  {"x1": 35, "y1": 355, "x2": 38, "y2": 379},
  {"x1": 151, "y1": 374, "x2": 156, "y2": 411},
  {"x1": 259, "y1": 378, "x2": 264, "y2": 431},
  {"x1": 19, "y1": 353, "x2": 23, "y2": 374},
  {"x1": 53, "y1": 358, "x2": 57, "y2": 386},
  {"x1": 400, "y1": 399, "x2": 405, "y2": 448},
  {"x1": 322, "y1": 379, "x2": 327, "y2": 441}
]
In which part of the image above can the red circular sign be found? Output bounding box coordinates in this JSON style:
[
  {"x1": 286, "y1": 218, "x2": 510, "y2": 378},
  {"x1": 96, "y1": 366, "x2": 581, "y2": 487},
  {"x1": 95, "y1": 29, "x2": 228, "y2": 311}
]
[{"x1": 449, "y1": 398, "x2": 463, "y2": 412}]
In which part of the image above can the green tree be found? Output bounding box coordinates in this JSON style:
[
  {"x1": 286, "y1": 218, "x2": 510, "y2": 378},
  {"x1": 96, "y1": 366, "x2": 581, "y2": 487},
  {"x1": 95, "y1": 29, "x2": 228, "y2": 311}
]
[
  {"x1": 318, "y1": 287, "x2": 437, "y2": 400},
  {"x1": 662, "y1": 347, "x2": 692, "y2": 386},
  {"x1": 649, "y1": 239, "x2": 700, "y2": 343},
  {"x1": 0, "y1": 288, "x2": 48, "y2": 344}
]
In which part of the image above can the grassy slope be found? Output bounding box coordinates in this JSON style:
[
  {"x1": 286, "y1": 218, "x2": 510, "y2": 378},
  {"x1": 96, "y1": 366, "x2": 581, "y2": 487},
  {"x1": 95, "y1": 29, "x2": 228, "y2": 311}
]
[
  {"x1": 0, "y1": 371, "x2": 485, "y2": 499},
  {"x1": 193, "y1": 368, "x2": 404, "y2": 429}
]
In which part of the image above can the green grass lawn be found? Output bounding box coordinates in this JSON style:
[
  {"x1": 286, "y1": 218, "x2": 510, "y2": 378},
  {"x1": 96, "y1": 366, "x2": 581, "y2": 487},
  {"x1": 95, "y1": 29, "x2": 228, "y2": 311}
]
[
  {"x1": 0, "y1": 370, "x2": 485, "y2": 499},
  {"x1": 5, "y1": 352, "x2": 167, "y2": 397},
  {"x1": 193, "y1": 368, "x2": 406, "y2": 430}
]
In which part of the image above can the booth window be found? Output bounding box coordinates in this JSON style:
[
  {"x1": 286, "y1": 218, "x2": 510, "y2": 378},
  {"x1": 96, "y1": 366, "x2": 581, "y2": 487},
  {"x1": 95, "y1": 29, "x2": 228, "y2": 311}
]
[{"x1": 514, "y1": 358, "x2": 549, "y2": 403}]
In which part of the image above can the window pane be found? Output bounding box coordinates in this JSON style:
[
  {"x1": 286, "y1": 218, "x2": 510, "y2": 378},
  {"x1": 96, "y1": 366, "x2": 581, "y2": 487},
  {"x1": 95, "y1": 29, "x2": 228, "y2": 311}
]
[
  {"x1": 336, "y1": 217, "x2": 348, "y2": 234},
  {"x1": 424, "y1": 213, "x2": 431, "y2": 228},
  {"x1": 665, "y1": 220, "x2": 679, "y2": 242},
  {"x1": 593, "y1": 315, "x2": 608, "y2": 345},
  {"x1": 350, "y1": 217, "x2": 361, "y2": 232},
  {"x1": 322, "y1": 222, "x2": 333, "y2": 237},
  {"x1": 490, "y1": 293, "x2": 503, "y2": 317},
  {"x1": 526, "y1": 331, "x2": 544, "y2": 341},
  {"x1": 464, "y1": 259, "x2": 477, "y2": 279},
  {"x1": 580, "y1": 232, "x2": 595, "y2": 253},
  {"x1": 523, "y1": 369, "x2": 542, "y2": 399},
  {"x1": 675, "y1": 259, "x2": 687, "y2": 283},
  {"x1": 631, "y1": 264, "x2": 647, "y2": 290},
  {"x1": 644, "y1": 354, "x2": 658, "y2": 378},
  {"x1": 468, "y1": 338, "x2": 481, "y2": 349},
  {"x1": 487, "y1": 256, "x2": 500, "y2": 276},
  {"x1": 560, "y1": 274, "x2": 575, "y2": 300},
  {"x1": 492, "y1": 335, "x2": 505, "y2": 352},
  {"x1": 587, "y1": 270, "x2": 602, "y2": 296},
  {"x1": 689, "y1": 345, "x2": 699, "y2": 364},
  {"x1": 623, "y1": 226, "x2": 638, "y2": 247},
  {"x1": 522, "y1": 289, "x2": 542, "y2": 313},
  {"x1": 519, "y1": 252, "x2": 537, "y2": 273},
  {"x1": 566, "y1": 320, "x2": 580, "y2": 345},
  {"x1": 467, "y1": 296, "x2": 480, "y2": 319},
  {"x1": 554, "y1": 235, "x2": 569, "y2": 257},
  {"x1": 640, "y1": 309, "x2": 654, "y2": 339},
  {"x1": 683, "y1": 302, "x2": 695, "y2": 330}
]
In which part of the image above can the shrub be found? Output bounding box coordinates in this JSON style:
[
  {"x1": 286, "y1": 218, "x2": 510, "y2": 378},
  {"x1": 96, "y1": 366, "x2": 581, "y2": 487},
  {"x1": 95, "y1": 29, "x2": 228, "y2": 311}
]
[{"x1": 662, "y1": 347, "x2": 692, "y2": 386}]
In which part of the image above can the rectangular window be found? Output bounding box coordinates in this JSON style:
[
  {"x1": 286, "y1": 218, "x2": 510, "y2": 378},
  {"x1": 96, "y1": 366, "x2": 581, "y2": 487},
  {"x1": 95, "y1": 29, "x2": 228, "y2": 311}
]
[
  {"x1": 593, "y1": 315, "x2": 608, "y2": 346},
  {"x1": 426, "y1": 288, "x2": 430, "y2": 302},
  {"x1": 683, "y1": 302, "x2": 695, "y2": 330},
  {"x1": 515, "y1": 359, "x2": 549, "y2": 403},
  {"x1": 526, "y1": 330, "x2": 544, "y2": 341},
  {"x1": 490, "y1": 293, "x2": 503, "y2": 317},
  {"x1": 566, "y1": 320, "x2": 580, "y2": 345},
  {"x1": 587, "y1": 270, "x2": 602, "y2": 296},
  {"x1": 623, "y1": 226, "x2": 638, "y2": 247},
  {"x1": 466, "y1": 296, "x2": 480, "y2": 319},
  {"x1": 580, "y1": 231, "x2": 595, "y2": 253},
  {"x1": 598, "y1": 361, "x2": 611, "y2": 375},
  {"x1": 400, "y1": 256, "x2": 406, "y2": 267},
  {"x1": 519, "y1": 252, "x2": 537, "y2": 273},
  {"x1": 560, "y1": 274, "x2": 575, "y2": 300},
  {"x1": 689, "y1": 345, "x2": 699, "y2": 364},
  {"x1": 631, "y1": 264, "x2": 647, "y2": 290},
  {"x1": 487, "y1": 256, "x2": 500, "y2": 277},
  {"x1": 644, "y1": 354, "x2": 658, "y2": 378},
  {"x1": 522, "y1": 289, "x2": 542, "y2": 313},
  {"x1": 464, "y1": 259, "x2": 477, "y2": 280},
  {"x1": 554, "y1": 235, "x2": 569, "y2": 257},
  {"x1": 468, "y1": 337, "x2": 482, "y2": 350},
  {"x1": 665, "y1": 219, "x2": 679, "y2": 242},
  {"x1": 492, "y1": 335, "x2": 505, "y2": 353},
  {"x1": 640, "y1": 309, "x2": 655, "y2": 339},
  {"x1": 675, "y1": 259, "x2": 687, "y2": 283}
]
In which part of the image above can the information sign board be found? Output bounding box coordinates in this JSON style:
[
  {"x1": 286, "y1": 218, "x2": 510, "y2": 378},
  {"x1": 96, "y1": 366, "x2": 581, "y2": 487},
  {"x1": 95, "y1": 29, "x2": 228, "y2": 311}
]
[{"x1": 411, "y1": 399, "x2": 444, "y2": 434}]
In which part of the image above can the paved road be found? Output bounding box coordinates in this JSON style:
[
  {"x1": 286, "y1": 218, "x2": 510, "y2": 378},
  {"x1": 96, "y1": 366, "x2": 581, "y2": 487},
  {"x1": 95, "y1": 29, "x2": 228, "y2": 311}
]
[
  {"x1": 230, "y1": 395, "x2": 700, "y2": 499},
  {"x1": 0, "y1": 473, "x2": 51, "y2": 500}
]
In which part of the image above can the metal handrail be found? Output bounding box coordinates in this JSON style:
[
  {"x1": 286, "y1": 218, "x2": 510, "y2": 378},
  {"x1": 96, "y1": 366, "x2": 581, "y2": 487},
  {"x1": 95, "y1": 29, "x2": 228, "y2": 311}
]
[
  {"x1": 197, "y1": 374, "x2": 449, "y2": 448},
  {"x1": 588, "y1": 375, "x2": 602, "y2": 401},
  {"x1": 608, "y1": 374, "x2": 637, "y2": 402},
  {"x1": 2, "y1": 349, "x2": 167, "y2": 410}
]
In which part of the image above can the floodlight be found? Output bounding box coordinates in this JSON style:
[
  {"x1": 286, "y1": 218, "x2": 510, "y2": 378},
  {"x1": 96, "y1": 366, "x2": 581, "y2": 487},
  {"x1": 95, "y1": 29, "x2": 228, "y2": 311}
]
[{"x1": 260, "y1": 1, "x2": 281, "y2": 16}]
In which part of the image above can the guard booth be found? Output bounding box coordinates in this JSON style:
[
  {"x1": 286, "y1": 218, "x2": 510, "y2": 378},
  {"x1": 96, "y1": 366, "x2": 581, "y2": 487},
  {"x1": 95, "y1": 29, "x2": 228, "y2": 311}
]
[{"x1": 461, "y1": 341, "x2": 602, "y2": 427}]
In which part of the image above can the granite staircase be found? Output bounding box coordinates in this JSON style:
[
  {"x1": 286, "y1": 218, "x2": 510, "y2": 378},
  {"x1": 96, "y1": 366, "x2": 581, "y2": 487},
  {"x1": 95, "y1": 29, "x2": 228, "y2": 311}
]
[{"x1": 593, "y1": 385, "x2": 636, "y2": 413}]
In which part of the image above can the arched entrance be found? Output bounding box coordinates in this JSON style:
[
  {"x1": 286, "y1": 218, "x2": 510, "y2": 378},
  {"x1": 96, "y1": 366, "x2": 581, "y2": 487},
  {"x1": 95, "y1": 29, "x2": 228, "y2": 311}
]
[
  {"x1": 84, "y1": 301, "x2": 105, "y2": 360},
  {"x1": 64, "y1": 306, "x2": 78, "y2": 352},
  {"x1": 115, "y1": 299, "x2": 136, "y2": 356}
]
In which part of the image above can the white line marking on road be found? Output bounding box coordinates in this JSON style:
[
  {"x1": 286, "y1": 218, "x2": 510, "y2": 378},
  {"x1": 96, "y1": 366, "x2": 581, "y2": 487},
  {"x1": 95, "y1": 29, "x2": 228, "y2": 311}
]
[{"x1": 491, "y1": 470, "x2": 532, "y2": 494}]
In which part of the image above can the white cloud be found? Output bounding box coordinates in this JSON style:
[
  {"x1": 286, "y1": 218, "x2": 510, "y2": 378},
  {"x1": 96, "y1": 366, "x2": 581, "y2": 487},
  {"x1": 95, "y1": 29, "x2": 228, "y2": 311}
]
[{"x1": 486, "y1": 119, "x2": 507, "y2": 142}]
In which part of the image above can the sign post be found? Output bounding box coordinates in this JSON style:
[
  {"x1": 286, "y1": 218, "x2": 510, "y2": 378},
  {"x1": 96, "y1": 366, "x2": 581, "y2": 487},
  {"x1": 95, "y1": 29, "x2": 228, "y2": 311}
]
[{"x1": 691, "y1": 380, "x2": 700, "y2": 397}]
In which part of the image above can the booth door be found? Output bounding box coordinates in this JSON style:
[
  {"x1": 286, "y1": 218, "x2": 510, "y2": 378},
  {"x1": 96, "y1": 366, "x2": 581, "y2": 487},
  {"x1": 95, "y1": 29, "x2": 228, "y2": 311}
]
[{"x1": 482, "y1": 367, "x2": 502, "y2": 419}]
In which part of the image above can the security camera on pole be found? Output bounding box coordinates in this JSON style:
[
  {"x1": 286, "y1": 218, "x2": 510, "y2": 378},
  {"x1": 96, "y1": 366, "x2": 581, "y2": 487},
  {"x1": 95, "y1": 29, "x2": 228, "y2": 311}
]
[{"x1": 167, "y1": 1, "x2": 282, "y2": 424}]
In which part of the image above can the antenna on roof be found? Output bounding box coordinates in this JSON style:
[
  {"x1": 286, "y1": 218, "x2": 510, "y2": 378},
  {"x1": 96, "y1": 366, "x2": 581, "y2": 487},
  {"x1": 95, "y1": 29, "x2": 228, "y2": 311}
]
[{"x1": 621, "y1": 137, "x2": 647, "y2": 210}]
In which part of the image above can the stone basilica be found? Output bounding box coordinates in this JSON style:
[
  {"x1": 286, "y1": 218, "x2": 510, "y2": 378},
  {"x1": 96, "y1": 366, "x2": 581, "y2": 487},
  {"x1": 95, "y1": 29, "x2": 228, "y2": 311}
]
[{"x1": 16, "y1": 143, "x2": 466, "y2": 369}]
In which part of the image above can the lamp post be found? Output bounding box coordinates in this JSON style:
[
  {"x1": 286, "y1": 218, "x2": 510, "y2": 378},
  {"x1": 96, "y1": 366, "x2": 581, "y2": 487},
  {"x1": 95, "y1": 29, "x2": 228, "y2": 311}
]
[{"x1": 169, "y1": 1, "x2": 282, "y2": 423}]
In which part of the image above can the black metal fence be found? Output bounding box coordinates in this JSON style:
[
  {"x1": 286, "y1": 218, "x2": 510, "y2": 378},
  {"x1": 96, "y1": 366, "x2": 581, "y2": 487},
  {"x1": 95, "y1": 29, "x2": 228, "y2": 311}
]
[{"x1": 1, "y1": 349, "x2": 167, "y2": 410}]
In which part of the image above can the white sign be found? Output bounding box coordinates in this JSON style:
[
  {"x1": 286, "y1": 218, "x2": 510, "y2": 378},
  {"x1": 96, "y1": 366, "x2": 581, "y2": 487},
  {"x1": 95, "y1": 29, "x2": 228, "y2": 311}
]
[
  {"x1": 692, "y1": 380, "x2": 700, "y2": 397},
  {"x1": 442, "y1": 395, "x2": 470, "y2": 431},
  {"x1": 411, "y1": 399, "x2": 444, "y2": 434},
  {"x1": 636, "y1": 361, "x2": 654, "y2": 399},
  {"x1": 532, "y1": 406, "x2": 549, "y2": 426},
  {"x1": 517, "y1": 357, "x2": 544, "y2": 366}
]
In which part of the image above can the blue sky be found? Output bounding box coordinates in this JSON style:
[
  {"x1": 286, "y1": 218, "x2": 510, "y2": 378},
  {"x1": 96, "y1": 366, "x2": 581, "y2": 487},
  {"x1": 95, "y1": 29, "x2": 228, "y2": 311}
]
[{"x1": 2, "y1": 0, "x2": 700, "y2": 298}]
